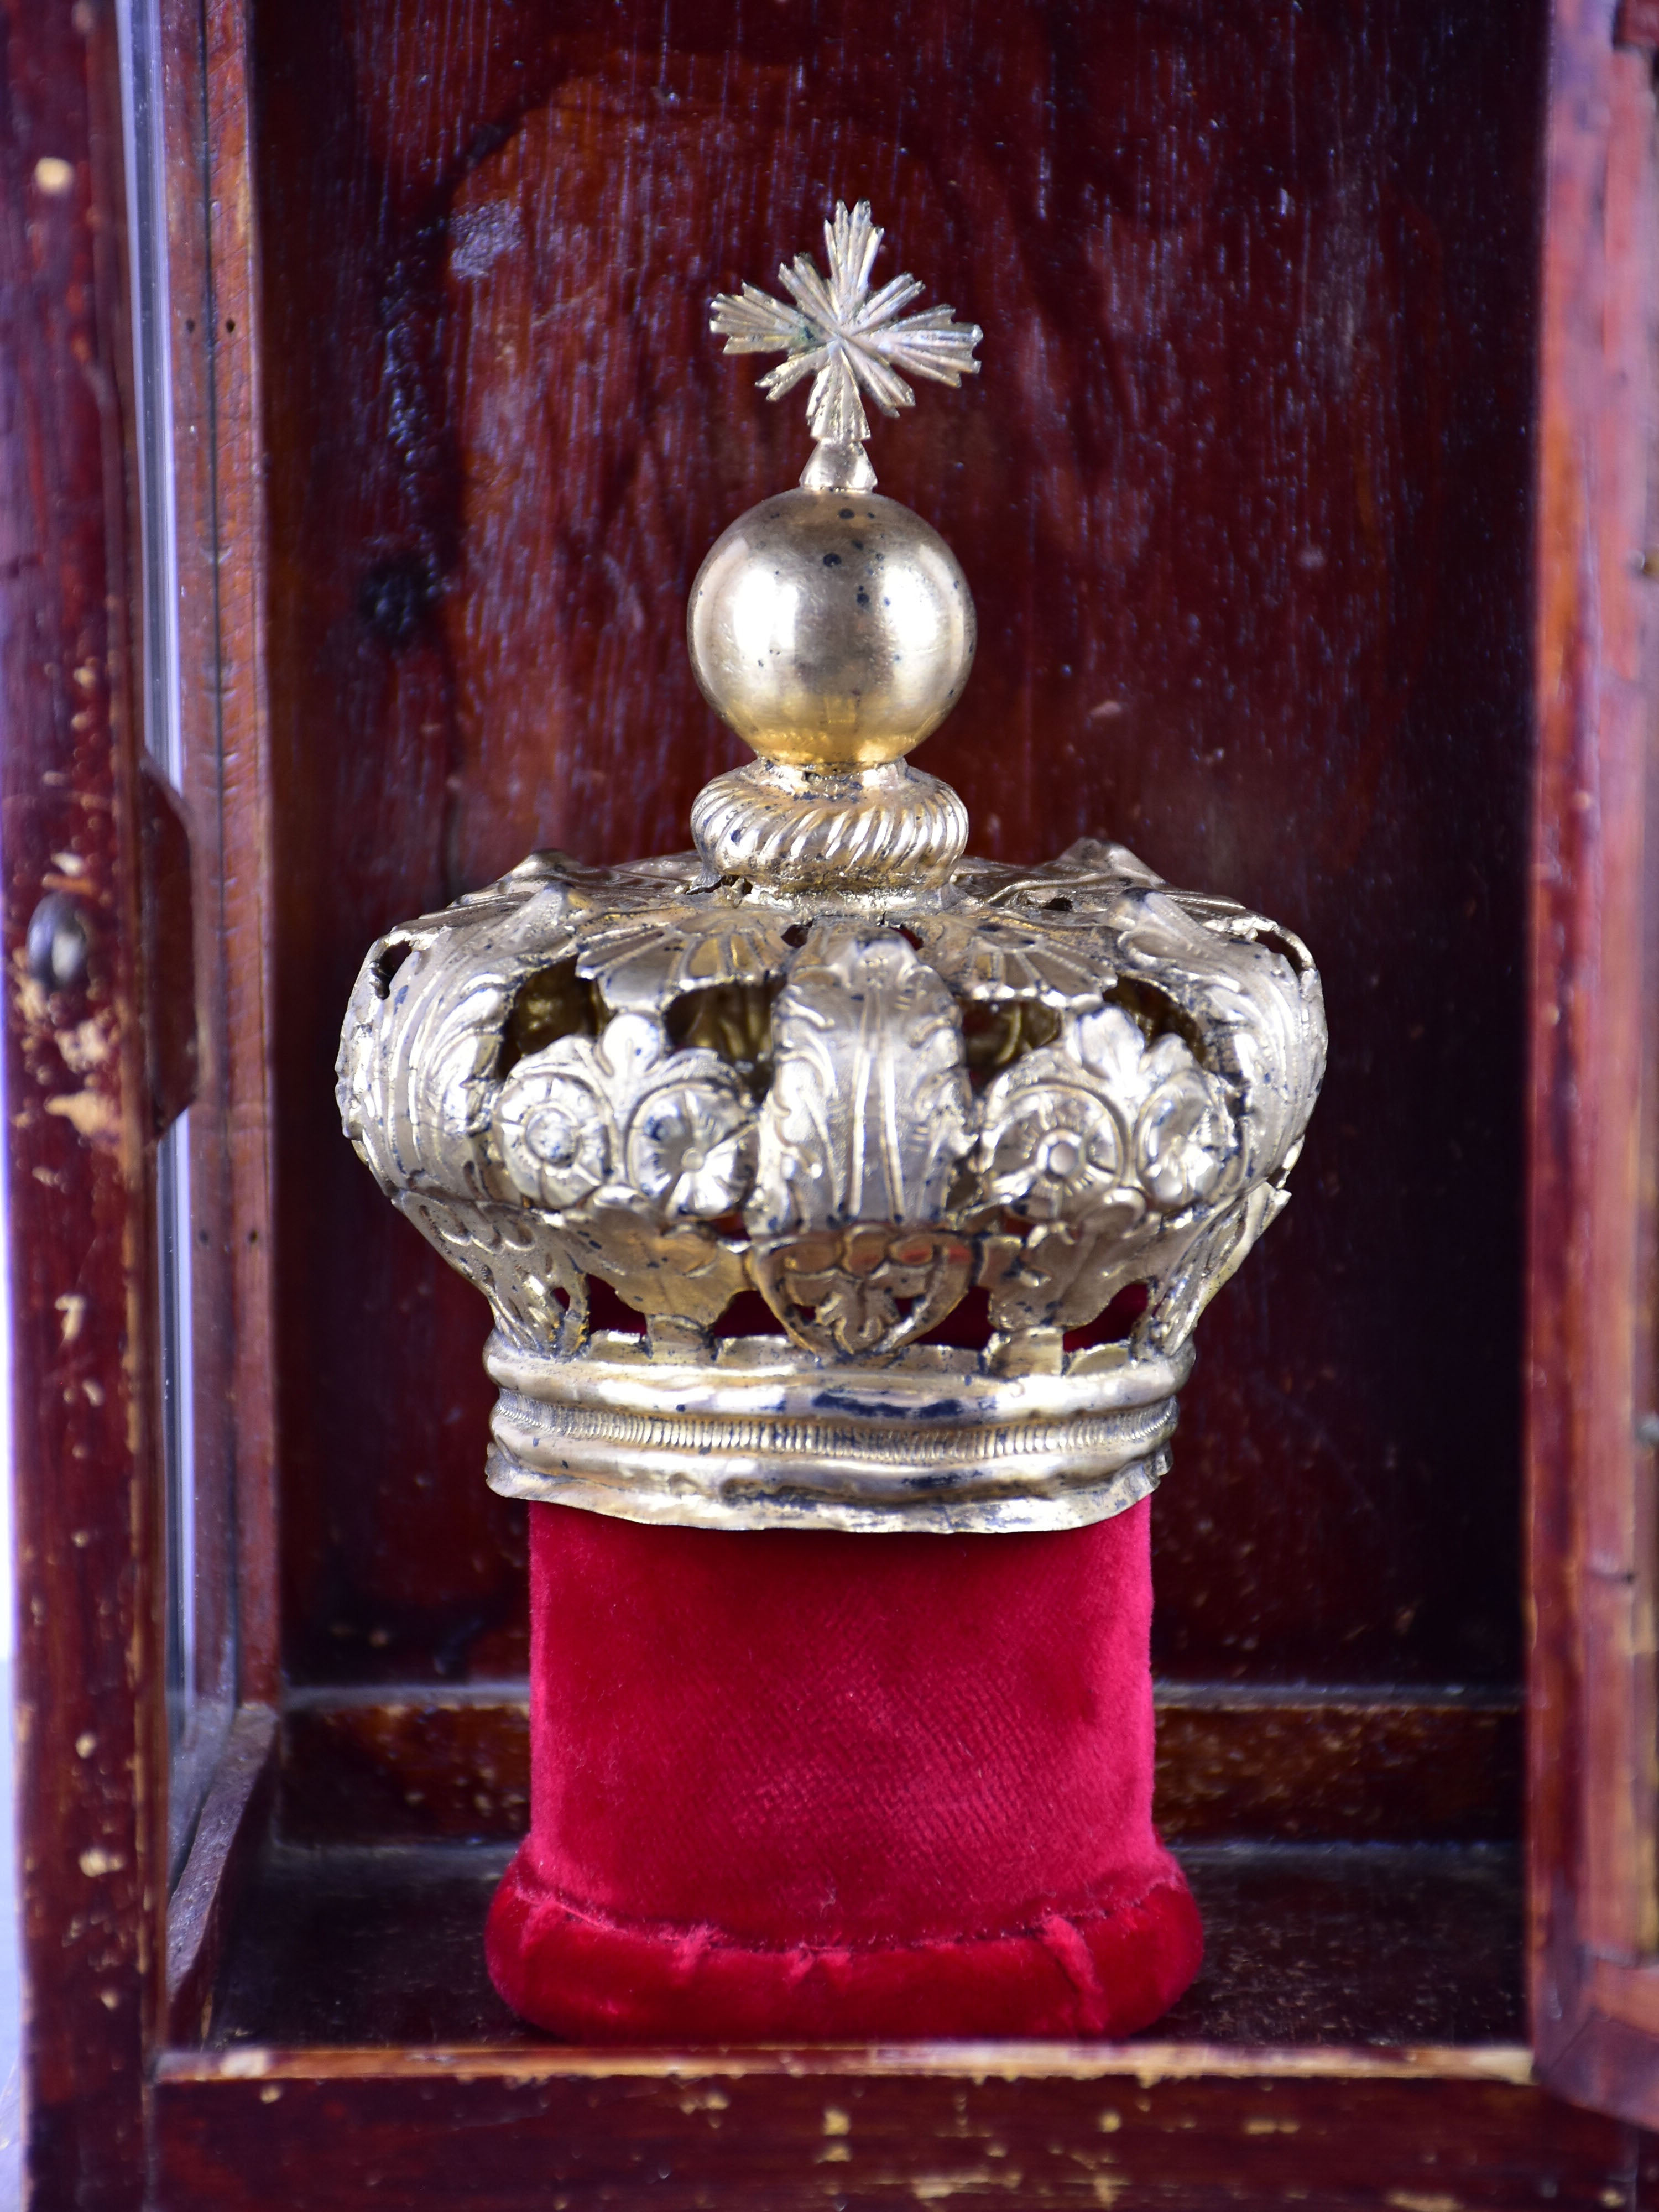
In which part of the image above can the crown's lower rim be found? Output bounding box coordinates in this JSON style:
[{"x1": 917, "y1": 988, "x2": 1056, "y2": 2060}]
[{"x1": 483, "y1": 1331, "x2": 1194, "y2": 1533}]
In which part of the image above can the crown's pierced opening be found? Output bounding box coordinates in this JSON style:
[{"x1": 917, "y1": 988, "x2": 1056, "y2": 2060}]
[{"x1": 710, "y1": 200, "x2": 982, "y2": 488}]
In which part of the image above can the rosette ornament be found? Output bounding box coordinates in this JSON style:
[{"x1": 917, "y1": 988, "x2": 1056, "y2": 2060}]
[
  {"x1": 496, "y1": 1013, "x2": 755, "y2": 1219},
  {"x1": 982, "y1": 1006, "x2": 1234, "y2": 1228}
]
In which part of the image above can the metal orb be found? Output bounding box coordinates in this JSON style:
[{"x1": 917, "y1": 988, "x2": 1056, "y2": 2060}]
[{"x1": 686, "y1": 489, "x2": 976, "y2": 769}]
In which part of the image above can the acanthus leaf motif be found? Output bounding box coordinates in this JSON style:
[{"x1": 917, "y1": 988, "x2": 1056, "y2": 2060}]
[
  {"x1": 747, "y1": 926, "x2": 974, "y2": 1355},
  {"x1": 750, "y1": 925, "x2": 972, "y2": 1237},
  {"x1": 574, "y1": 906, "x2": 795, "y2": 1010},
  {"x1": 974, "y1": 1001, "x2": 1240, "y2": 1344},
  {"x1": 913, "y1": 908, "x2": 1115, "y2": 1010},
  {"x1": 1134, "y1": 1035, "x2": 1233, "y2": 1212},
  {"x1": 338, "y1": 879, "x2": 585, "y2": 1207},
  {"x1": 1108, "y1": 890, "x2": 1325, "y2": 1191}
]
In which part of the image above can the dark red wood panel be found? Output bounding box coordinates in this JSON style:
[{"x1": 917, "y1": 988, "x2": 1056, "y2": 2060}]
[
  {"x1": 273, "y1": 1689, "x2": 1522, "y2": 1847},
  {"x1": 156, "y1": 0, "x2": 287, "y2": 1707},
  {"x1": 154, "y1": 2053, "x2": 1648, "y2": 2212},
  {"x1": 248, "y1": 0, "x2": 1546, "y2": 1695},
  {"x1": 0, "y1": 1, "x2": 164, "y2": 2203}
]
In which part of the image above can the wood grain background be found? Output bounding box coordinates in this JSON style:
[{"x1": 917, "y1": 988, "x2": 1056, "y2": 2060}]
[{"x1": 247, "y1": 0, "x2": 1545, "y2": 1698}]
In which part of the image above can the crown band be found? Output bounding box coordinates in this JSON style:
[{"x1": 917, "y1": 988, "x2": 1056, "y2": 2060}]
[{"x1": 485, "y1": 1330, "x2": 1193, "y2": 1533}]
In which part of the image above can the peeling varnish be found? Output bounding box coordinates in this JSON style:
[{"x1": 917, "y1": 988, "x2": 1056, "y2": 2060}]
[
  {"x1": 817, "y1": 2100, "x2": 853, "y2": 2161},
  {"x1": 57, "y1": 1016, "x2": 110, "y2": 1074},
  {"x1": 678, "y1": 2086, "x2": 729, "y2": 2111},
  {"x1": 44, "y1": 1088, "x2": 118, "y2": 1142},
  {"x1": 9, "y1": 939, "x2": 123, "y2": 1149},
  {"x1": 54, "y1": 1292, "x2": 87, "y2": 1344},
  {"x1": 157, "y1": 2042, "x2": 1537, "y2": 2087},
  {"x1": 78, "y1": 1846, "x2": 124, "y2": 1877},
  {"x1": 217, "y1": 2048, "x2": 272, "y2": 2079},
  {"x1": 14, "y1": 970, "x2": 49, "y2": 1029},
  {"x1": 910, "y1": 2170, "x2": 1024, "y2": 2200},
  {"x1": 1242, "y1": 2116, "x2": 1300, "y2": 2135},
  {"x1": 1384, "y1": 2195, "x2": 1463, "y2": 2212}
]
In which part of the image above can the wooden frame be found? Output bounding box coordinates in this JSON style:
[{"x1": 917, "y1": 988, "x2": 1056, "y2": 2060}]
[
  {"x1": 0, "y1": 4, "x2": 165, "y2": 2204},
  {"x1": 1529, "y1": 0, "x2": 1659, "y2": 2130},
  {"x1": 11, "y1": 0, "x2": 1659, "y2": 2201}
]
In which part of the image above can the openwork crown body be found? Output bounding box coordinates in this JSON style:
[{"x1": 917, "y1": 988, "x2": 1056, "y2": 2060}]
[{"x1": 338, "y1": 204, "x2": 1326, "y2": 1534}]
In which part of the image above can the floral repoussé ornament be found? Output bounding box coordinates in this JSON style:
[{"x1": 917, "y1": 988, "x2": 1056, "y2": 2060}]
[{"x1": 339, "y1": 830, "x2": 1323, "y2": 1527}]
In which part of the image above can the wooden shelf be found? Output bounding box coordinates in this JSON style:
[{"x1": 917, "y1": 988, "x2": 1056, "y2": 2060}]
[
  {"x1": 196, "y1": 1840, "x2": 1522, "y2": 2055},
  {"x1": 152, "y1": 1836, "x2": 1580, "y2": 2212}
]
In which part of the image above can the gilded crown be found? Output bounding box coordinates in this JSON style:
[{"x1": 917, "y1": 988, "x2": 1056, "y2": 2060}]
[{"x1": 338, "y1": 204, "x2": 1326, "y2": 1535}]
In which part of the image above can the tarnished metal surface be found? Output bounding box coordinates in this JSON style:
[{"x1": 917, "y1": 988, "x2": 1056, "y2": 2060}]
[
  {"x1": 689, "y1": 758, "x2": 969, "y2": 891},
  {"x1": 339, "y1": 833, "x2": 1323, "y2": 1531},
  {"x1": 486, "y1": 1333, "x2": 1193, "y2": 1535},
  {"x1": 338, "y1": 204, "x2": 1325, "y2": 1532},
  {"x1": 687, "y1": 492, "x2": 976, "y2": 772}
]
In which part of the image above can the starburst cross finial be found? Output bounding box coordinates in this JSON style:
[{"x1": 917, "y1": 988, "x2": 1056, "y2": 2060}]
[{"x1": 709, "y1": 200, "x2": 982, "y2": 492}]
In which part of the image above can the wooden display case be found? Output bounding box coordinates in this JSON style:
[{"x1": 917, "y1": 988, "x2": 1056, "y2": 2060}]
[{"x1": 8, "y1": 0, "x2": 1659, "y2": 2201}]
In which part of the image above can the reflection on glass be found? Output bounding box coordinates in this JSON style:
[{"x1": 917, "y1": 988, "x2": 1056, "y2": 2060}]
[{"x1": 117, "y1": 0, "x2": 237, "y2": 1887}]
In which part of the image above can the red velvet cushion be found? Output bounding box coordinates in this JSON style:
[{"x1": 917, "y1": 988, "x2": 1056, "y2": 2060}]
[{"x1": 488, "y1": 1498, "x2": 1201, "y2": 2040}]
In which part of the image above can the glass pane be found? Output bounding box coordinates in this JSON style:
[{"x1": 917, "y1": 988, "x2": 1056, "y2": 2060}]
[{"x1": 117, "y1": 0, "x2": 237, "y2": 1885}]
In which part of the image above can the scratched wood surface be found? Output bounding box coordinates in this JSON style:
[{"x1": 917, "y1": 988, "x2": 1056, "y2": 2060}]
[
  {"x1": 159, "y1": 0, "x2": 287, "y2": 1708},
  {"x1": 153, "y1": 2048, "x2": 1657, "y2": 2212},
  {"x1": 1527, "y1": 0, "x2": 1659, "y2": 2130},
  {"x1": 248, "y1": 0, "x2": 1546, "y2": 1700},
  {"x1": 0, "y1": 3, "x2": 167, "y2": 2204}
]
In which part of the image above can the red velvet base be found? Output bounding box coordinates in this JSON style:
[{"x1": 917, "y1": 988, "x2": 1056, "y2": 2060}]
[{"x1": 487, "y1": 1499, "x2": 1202, "y2": 2041}]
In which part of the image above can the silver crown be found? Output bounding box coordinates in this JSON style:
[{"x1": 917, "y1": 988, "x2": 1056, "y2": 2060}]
[{"x1": 338, "y1": 206, "x2": 1326, "y2": 1536}]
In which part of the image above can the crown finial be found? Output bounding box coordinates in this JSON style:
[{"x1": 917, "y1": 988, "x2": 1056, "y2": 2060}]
[
  {"x1": 710, "y1": 200, "x2": 982, "y2": 493},
  {"x1": 688, "y1": 201, "x2": 979, "y2": 807}
]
